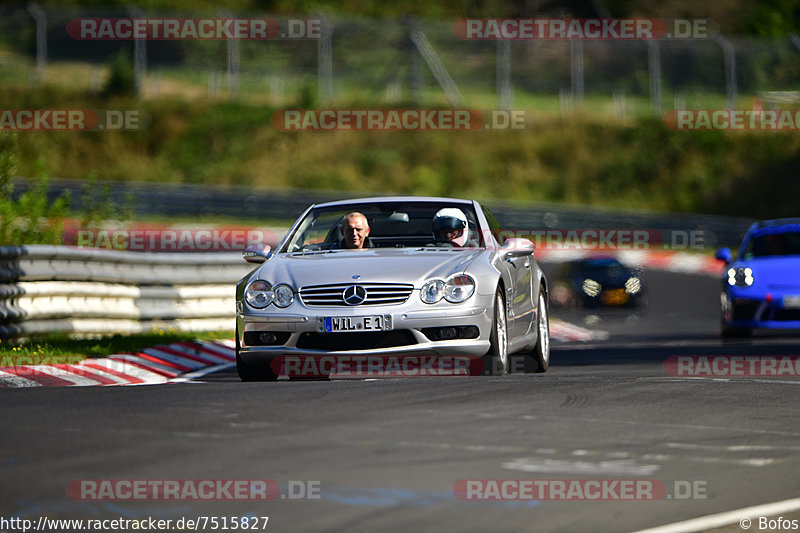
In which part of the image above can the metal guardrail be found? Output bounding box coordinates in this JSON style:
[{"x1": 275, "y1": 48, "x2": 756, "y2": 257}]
[
  {"x1": 0, "y1": 245, "x2": 254, "y2": 339},
  {"x1": 0, "y1": 180, "x2": 757, "y2": 339},
  {"x1": 20, "y1": 178, "x2": 755, "y2": 248}
]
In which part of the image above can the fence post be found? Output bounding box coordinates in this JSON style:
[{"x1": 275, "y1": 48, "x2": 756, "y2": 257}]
[
  {"x1": 647, "y1": 40, "x2": 662, "y2": 116},
  {"x1": 570, "y1": 39, "x2": 584, "y2": 107},
  {"x1": 219, "y1": 8, "x2": 240, "y2": 99},
  {"x1": 713, "y1": 34, "x2": 737, "y2": 109},
  {"x1": 27, "y1": 3, "x2": 47, "y2": 84},
  {"x1": 127, "y1": 6, "x2": 146, "y2": 97},
  {"x1": 497, "y1": 40, "x2": 512, "y2": 110},
  {"x1": 405, "y1": 17, "x2": 422, "y2": 105},
  {"x1": 406, "y1": 17, "x2": 465, "y2": 107},
  {"x1": 317, "y1": 14, "x2": 333, "y2": 106}
]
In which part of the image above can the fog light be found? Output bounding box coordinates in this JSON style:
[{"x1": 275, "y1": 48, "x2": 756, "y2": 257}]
[
  {"x1": 259, "y1": 333, "x2": 277, "y2": 344},
  {"x1": 461, "y1": 326, "x2": 479, "y2": 339},
  {"x1": 439, "y1": 327, "x2": 457, "y2": 340}
]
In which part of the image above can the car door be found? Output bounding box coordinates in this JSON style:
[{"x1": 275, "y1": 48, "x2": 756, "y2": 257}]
[
  {"x1": 480, "y1": 204, "x2": 535, "y2": 340},
  {"x1": 505, "y1": 251, "x2": 535, "y2": 338}
]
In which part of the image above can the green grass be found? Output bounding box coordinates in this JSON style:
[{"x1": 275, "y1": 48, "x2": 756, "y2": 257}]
[
  {"x1": 3, "y1": 94, "x2": 799, "y2": 220},
  {"x1": 3, "y1": 55, "x2": 800, "y2": 222},
  {"x1": 0, "y1": 330, "x2": 234, "y2": 363}
]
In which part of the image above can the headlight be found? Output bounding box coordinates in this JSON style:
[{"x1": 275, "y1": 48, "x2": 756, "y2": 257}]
[
  {"x1": 444, "y1": 274, "x2": 475, "y2": 303},
  {"x1": 625, "y1": 277, "x2": 641, "y2": 294},
  {"x1": 273, "y1": 284, "x2": 294, "y2": 308},
  {"x1": 582, "y1": 278, "x2": 602, "y2": 297},
  {"x1": 727, "y1": 267, "x2": 754, "y2": 287},
  {"x1": 421, "y1": 275, "x2": 476, "y2": 304},
  {"x1": 245, "y1": 280, "x2": 273, "y2": 308},
  {"x1": 421, "y1": 280, "x2": 445, "y2": 303}
]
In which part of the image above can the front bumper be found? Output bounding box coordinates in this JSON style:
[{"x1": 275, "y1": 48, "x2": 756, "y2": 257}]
[
  {"x1": 237, "y1": 303, "x2": 493, "y2": 366},
  {"x1": 721, "y1": 290, "x2": 800, "y2": 330},
  {"x1": 580, "y1": 289, "x2": 642, "y2": 308}
]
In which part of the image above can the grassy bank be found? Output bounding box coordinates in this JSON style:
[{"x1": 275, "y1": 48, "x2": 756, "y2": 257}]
[
  {"x1": 5, "y1": 88, "x2": 800, "y2": 219},
  {"x1": 0, "y1": 330, "x2": 233, "y2": 358}
]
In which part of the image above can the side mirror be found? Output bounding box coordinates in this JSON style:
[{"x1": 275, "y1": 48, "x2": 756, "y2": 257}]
[
  {"x1": 243, "y1": 244, "x2": 272, "y2": 263},
  {"x1": 502, "y1": 238, "x2": 535, "y2": 257},
  {"x1": 714, "y1": 247, "x2": 732, "y2": 264}
]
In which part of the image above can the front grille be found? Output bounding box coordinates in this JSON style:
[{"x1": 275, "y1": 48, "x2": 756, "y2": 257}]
[
  {"x1": 300, "y1": 283, "x2": 414, "y2": 306},
  {"x1": 295, "y1": 330, "x2": 418, "y2": 350},
  {"x1": 732, "y1": 300, "x2": 760, "y2": 321}
]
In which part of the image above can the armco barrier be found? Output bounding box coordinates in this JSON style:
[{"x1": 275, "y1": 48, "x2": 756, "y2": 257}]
[
  {"x1": 0, "y1": 246, "x2": 255, "y2": 339},
  {"x1": 0, "y1": 244, "x2": 724, "y2": 340},
  {"x1": 17, "y1": 179, "x2": 754, "y2": 249}
]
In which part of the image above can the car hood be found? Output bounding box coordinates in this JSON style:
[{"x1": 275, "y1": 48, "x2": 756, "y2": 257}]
[{"x1": 252, "y1": 248, "x2": 485, "y2": 288}]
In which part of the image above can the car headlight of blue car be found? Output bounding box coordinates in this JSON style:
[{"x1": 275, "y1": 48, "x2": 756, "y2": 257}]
[{"x1": 726, "y1": 267, "x2": 754, "y2": 287}]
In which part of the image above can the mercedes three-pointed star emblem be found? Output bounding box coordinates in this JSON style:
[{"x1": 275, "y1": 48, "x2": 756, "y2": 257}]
[{"x1": 343, "y1": 285, "x2": 367, "y2": 305}]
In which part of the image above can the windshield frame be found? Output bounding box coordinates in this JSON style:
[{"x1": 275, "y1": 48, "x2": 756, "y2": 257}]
[
  {"x1": 278, "y1": 200, "x2": 485, "y2": 253},
  {"x1": 741, "y1": 226, "x2": 800, "y2": 259}
]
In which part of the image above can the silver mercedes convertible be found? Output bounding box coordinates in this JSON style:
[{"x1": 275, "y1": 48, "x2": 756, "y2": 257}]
[{"x1": 235, "y1": 197, "x2": 549, "y2": 380}]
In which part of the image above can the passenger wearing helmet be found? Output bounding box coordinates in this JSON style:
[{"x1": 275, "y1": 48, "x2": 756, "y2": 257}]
[{"x1": 433, "y1": 208, "x2": 470, "y2": 247}]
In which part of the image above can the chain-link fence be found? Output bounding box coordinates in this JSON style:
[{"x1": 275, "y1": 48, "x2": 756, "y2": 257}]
[{"x1": 3, "y1": 6, "x2": 800, "y2": 112}]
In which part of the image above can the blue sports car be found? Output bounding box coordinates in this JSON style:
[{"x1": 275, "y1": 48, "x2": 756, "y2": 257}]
[{"x1": 715, "y1": 218, "x2": 800, "y2": 337}]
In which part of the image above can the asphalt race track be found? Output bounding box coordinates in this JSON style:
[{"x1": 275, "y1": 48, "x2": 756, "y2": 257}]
[{"x1": 2, "y1": 268, "x2": 800, "y2": 533}]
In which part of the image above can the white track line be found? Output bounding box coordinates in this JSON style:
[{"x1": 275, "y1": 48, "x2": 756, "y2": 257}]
[
  {"x1": 631, "y1": 497, "x2": 800, "y2": 533},
  {"x1": 170, "y1": 362, "x2": 235, "y2": 382}
]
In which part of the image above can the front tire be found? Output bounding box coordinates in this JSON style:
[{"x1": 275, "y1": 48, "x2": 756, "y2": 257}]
[
  {"x1": 236, "y1": 330, "x2": 278, "y2": 381},
  {"x1": 533, "y1": 290, "x2": 550, "y2": 372},
  {"x1": 482, "y1": 289, "x2": 509, "y2": 376},
  {"x1": 511, "y1": 289, "x2": 550, "y2": 373},
  {"x1": 720, "y1": 293, "x2": 752, "y2": 338}
]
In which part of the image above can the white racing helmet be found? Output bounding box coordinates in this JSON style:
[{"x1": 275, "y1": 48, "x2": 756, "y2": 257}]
[{"x1": 433, "y1": 208, "x2": 468, "y2": 246}]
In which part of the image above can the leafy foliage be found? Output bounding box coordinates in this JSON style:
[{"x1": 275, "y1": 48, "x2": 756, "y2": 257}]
[
  {"x1": 0, "y1": 133, "x2": 71, "y2": 245},
  {"x1": 0, "y1": 133, "x2": 129, "y2": 246}
]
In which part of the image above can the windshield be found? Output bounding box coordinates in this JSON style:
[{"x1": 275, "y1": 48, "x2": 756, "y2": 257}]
[
  {"x1": 282, "y1": 201, "x2": 483, "y2": 252},
  {"x1": 568, "y1": 258, "x2": 628, "y2": 278},
  {"x1": 742, "y1": 229, "x2": 800, "y2": 258}
]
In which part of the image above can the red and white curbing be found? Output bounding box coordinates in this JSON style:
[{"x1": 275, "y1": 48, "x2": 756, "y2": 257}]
[
  {"x1": 0, "y1": 322, "x2": 606, "y2": 388},
  {"x1": 0, "y1": 339, "x2": 235, "y2": 388}
]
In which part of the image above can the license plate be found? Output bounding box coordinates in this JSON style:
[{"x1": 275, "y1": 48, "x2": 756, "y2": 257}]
[
  {"x1": 321, "y1": 315, "x2": 392, "y2": 333},
  {"x1": 601, "y1": 288, "x2": 629, "y2": 306},
  {"x1": 784, "y1": 296, "x2": 800, "y2": 309}
]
